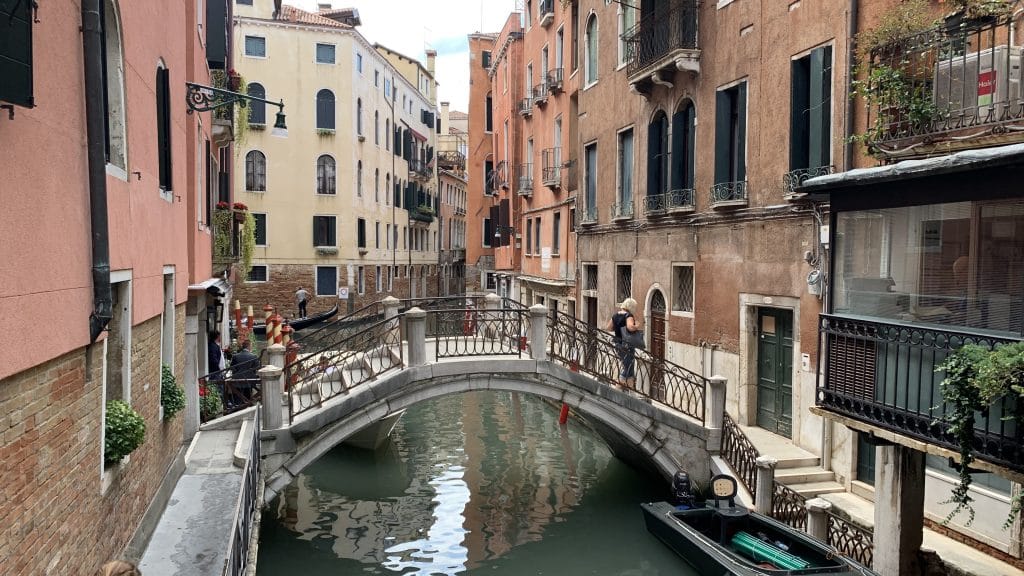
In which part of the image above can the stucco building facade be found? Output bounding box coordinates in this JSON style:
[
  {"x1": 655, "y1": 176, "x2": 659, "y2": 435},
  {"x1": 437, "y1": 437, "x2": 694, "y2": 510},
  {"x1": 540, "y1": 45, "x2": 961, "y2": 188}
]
[{"x1": 466, "y1": 32, "x2": 498, "y2": 294}]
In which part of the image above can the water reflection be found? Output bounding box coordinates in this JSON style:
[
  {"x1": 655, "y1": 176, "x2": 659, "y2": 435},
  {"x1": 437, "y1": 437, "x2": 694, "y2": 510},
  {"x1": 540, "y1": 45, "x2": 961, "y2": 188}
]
[{"x1": 258, "y1": 390, "x2": 693, "y2": 576}]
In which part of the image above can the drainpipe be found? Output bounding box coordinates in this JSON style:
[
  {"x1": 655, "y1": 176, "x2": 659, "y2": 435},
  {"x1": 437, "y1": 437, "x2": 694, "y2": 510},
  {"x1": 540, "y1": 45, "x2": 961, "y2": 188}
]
[
  {"x1": 843, "y1": 0, "x2": 860, "y2": 171},
  {"x1": 82, "y1": 0, "x2": 112, "y2": 342}
]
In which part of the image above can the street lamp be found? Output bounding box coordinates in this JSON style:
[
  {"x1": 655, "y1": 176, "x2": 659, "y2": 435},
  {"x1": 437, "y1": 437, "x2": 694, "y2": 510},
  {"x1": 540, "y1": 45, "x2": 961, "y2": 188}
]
[{"x1": 185, "y1": 82, "x2": 288, "y2": 138}]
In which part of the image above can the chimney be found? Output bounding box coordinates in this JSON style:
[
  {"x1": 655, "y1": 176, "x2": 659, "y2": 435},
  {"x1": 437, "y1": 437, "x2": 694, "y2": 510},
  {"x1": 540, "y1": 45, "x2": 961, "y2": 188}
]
[
  {"x1": 425, "y1": 49, "x2": 437, "y2": 77},
  {"x1": 318, "y1": 2, "x2": 331, "y2": 11},
  {"x1": 440, "y1": 101, "x2": 450, "y2": 130}
]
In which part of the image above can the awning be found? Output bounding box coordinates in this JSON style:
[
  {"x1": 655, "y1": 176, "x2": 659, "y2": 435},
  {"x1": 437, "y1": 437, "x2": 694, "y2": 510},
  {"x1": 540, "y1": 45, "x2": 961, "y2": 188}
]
[
  {"x1": 403, "y1": 122, "x2": 428, "y2": 142},
  {"x1": 188, "y1": 277, "x2": 230, "y2": 295}
]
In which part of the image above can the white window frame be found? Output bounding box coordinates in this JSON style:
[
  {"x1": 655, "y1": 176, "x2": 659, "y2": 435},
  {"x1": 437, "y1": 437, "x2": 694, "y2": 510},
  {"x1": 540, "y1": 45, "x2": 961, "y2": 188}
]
[
  {"x1": 244, "y1": 35, "x2": 267, "y2": 58},
  {"x1": 246, "y1": 264, "x2": 270, "y2": 283},
  {"x1": 314, "y1": 265, "x2": 338, "y2": 297},
  {"x1": 252, "y1": 212, "x2": 268, "y2": 247},
  {"x1": 671, "y1": 263, "x2": 696, "y2": 317},
  {"x1": 315, "y1": 42, "x2": 336, "y2": 64}
]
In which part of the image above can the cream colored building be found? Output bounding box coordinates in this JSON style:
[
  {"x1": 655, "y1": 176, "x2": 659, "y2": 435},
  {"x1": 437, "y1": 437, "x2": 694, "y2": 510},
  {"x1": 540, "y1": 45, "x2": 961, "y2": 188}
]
[{"x1": 232, "y1": 2, "x2": 441, "y2": 315}]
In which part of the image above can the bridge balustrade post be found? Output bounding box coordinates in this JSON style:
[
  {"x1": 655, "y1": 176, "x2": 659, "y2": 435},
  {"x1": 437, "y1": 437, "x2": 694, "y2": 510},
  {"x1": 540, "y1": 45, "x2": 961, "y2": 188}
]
[
  {"x1": 260, "y1": 364, "x2": 284, "y2": 430},
  {"x1": 805, "y1": 498, "x2": 832, "y2": 542},
  {"x1": 382, "y1": 296, "x2": 402, "y2": 341},
  {"x1": 407, "y1": 307, "x2": 427, "y2": 366},
  {"x1": 267, "y1": 343, "x2": 287, "y2": 369},
  {"x1": 528, "y1": 304, "x2": 548, "y2": 361},
  {"x1": 706, "y1": 375, "x2": 727, "y2": 430},
  {"x1": 755, "y1": 456, "x2": 778, "y2": 515},
  {"x1": 484, "y1": 293, "x2": 501, "y2": 339}
]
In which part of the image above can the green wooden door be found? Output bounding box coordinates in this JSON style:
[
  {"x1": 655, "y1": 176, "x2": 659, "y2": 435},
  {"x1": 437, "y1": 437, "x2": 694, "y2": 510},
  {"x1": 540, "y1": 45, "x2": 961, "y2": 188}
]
[{"x1": 756, "y1": 308, "x2": 793, "y2": 437}]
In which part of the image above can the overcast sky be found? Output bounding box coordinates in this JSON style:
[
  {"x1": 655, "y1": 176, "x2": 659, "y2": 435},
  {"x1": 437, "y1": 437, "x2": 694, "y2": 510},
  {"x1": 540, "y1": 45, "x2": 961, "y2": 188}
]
[{"x1": 292, "y1": 0, "x2": 517, "y2": 112}]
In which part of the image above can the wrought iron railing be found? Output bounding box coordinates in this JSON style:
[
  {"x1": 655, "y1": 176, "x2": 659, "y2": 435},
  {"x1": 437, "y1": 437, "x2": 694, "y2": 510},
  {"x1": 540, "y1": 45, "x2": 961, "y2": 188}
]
[
  {"x1": 542, "y1": 148, "x2": 561, "y2": 186},
  {"x1": 644, "y1": 189, "x2": 695, "y2": 214},
  {"x1": 533, "y1": 83, "x2": 549, "y2": 103},
  {"x1": 517, "y1": 163, "x2": 533, "y2": 195},
  {"x1": 721, "y1": 414, "x2": 760, "y2": 501},
  {"x1": 519, "y1": 96, "x2": 534, "y2": 116},
  {"x1": 710, "y1": 181, "x2": 748, "y2": 205},
  {"x1": 223, "y1": 410, "x2": 260, "y2": 576},
  {"x1": 546, "y1": 68, "x2": 564, "y2": 92},
  {"x1": 826, "y1": 510, "x2": 874, "y2": 568},
  {"x1": 819, "y1": 314, "x2": 1024, "y2": 472},
  {"x1": 437, "y1": 150, "x2": 466, "y2": 172},
  {"x1": 577, "y1": 205, "x2": 598, "y2": 226},
  {"x1": 771, "y1": 482, "x2": 808, "y2": 532},
  {"x1": 611, "y1": 200, "x2": 634, "y2": 220},
  {"x1": 860, "y1": 15, "x2": 1024, "y2": 154},
  {"x1": 623, "y1": 0, "x2": 699, "y2": 78},
  {"x1": 409, "y1": 159, "x2": 432, "y2": 179},
  {"x1": 783, "y1": 166, "x2": 834, "y2": 196},
  {"x1": 431, "y1": 307, "x2": 526, "y2": 359},
  {"x1": 539, "y1": 0, "x2": 554, "y2": 25}
]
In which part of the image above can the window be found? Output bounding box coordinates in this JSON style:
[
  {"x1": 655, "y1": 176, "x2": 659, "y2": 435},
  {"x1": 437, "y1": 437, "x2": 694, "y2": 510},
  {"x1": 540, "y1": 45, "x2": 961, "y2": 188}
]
[
  {"x1": 376, "y1": 265, "x2": 382, "y2": 292},
  {"x1": 585, "y1": 15, "x2": 597, "y2": 84},
  {"x1": 313, "y1": 215, "x2": 336, "y2": 247},
  {"x1": 247, "y1": 82, "x2": 266, "y2": 125},
  {"x1": 357, "y1": 218, "x2": 367, "y2": 249},
  {"x1": 672, "y1": 101, "x2": 696, "y2": 192},
  {"x1": 386, "y1": 223, "x2": 391, "y2": 249},
  {"x1": 570, "y1": 2, "x2": 579, "y2": 72},
  {"x1": 356, "y1": 52, "x2": 363, "y2": 73},
  {"x1": 357, "y1": 161, "x2": 363, "y2": 197},
  {"x1": 245, "y1": 151, "x2": 266, "y2": 191},
  {"x1": 315, "y1": 266, "x2": 337, "y2": 296},
  {"x1": 525, "y1": 0, "x2": 532, "y2": 29},
  {"x1": 244, "y1": 35, "x2": 266, "y2": 57},
  {"x1": 385, "y1": 119, "x2": 391, "y2": 150},
  {"x1": 387, "y1": 265, "x2": 393, "y2": 291},
  {"x1": 101, "y1": 0, "x2": 127, "y2": 170},
  {"x1": 616, "y1": 264, "x2": 632, "y2": 305},
  {"x1": 356, "y1": 98, "x2": 363, "y2": 136},
  {"x1": 485, "y1": 93, "x2": 493, "y2": 132},
  {"x1": 316, "y1": 155, "x2": 336, "y2": 194},
  {"x1": 584, "y1": 142, "x2": 597, "y2": 219},
  {"x1": 374, "y1": 111, "x2": 380, "y2": 145},
  {"x1": 252, "y1": 213, "x2": 267, "y2": 246},
  {"x1": 155, "y1": 66, "x2": 173, "y2": 192},
  {"x1": 617, "y1": 2, "x2": 636, "y2": 67},
  {"x1": 357, "y1": 266, "x2": 365, "y2": 294},
  {"x1": 534, "y1": 218, "x2": 542, "y2": 254},
  {"x1": 790, "y1": 46, "x2": 832, "y2": 172},
  {"x1": 237, "y1": 0, "x2": 253, "y2": 4},
  {"x1": 583, "y1": 264, "x2": 598, "y2": 290},
  {"x1": 714, "y1": 81, "x2": 748, "y2": 184},
  {"x1": 647, "y1": 112, "x2": 669, "y2": 197},
  {"x1": 617, "y1": 128, "x2": 633, "y2": 206},
  {"x1": 315, "y1": 43, "x2": 335, "y2": 64},
  {"x1": 316, "y1": 89, "x2": 335, "y2": 130},
  {"x1": 375, "y1": 169, "x2": 380, "y2": 202},
  {"x1": 481, "y1": 50, "x2": 491, "y2": 68},
  {"x1": 483, "y1": 217, "x2": 493, "y2": 247},
  {"x1": 386, "y1": 173, "x2": 391, "y2": 205},
  {"x1": 526, "y1": 218, "x2": 533, "y2": 255},
  {"x1": 375, "y1": 221, "x2": 380, "y2": 248},
  {"x1": 375, "y1": 69, "x2": 380, "y2": 86},
  {"x1": 672, "y1": 264, "x2": 695, "y2": 313},
  {"x1": 553, "y1": 211, "x2": 561, "y2": 255},
  {"x1": 247, "y1": 265, "x2": 268, "y2": 282}
]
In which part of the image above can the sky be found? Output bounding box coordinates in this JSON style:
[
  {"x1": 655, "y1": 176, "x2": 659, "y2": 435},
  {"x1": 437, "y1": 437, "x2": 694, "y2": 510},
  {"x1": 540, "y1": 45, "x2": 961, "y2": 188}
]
[{"x1": 293, "y1": 0, "x2": 518, "y2": 112}]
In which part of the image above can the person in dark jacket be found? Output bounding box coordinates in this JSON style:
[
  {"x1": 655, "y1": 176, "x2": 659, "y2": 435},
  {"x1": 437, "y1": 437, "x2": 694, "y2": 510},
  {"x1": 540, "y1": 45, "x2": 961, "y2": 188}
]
[
  {"x1": 605, "y1": 298, "x2": 642, "y2": 389},
  {"x1": 230, "y1": 339, "x2": 261, "y2": 405}
]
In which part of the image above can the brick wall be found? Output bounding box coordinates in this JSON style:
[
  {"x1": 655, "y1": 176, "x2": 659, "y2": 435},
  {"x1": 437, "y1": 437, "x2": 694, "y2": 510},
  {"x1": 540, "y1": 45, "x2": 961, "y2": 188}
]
[{"x1": 0, "y1": 310, "x2": 185, "y2": 575}]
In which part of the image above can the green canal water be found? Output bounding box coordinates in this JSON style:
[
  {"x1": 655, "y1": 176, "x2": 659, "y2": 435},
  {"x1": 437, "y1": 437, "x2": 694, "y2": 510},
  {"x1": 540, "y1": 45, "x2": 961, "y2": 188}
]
[{"x1": 256, "y1": 390, "x2": 696, "y2": 575}]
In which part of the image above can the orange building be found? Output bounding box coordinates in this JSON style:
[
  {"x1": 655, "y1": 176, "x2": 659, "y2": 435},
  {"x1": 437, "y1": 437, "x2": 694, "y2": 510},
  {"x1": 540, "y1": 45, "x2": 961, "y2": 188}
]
[{"x1": 466, "y1": 32, "x2": 498, "y2": 293}]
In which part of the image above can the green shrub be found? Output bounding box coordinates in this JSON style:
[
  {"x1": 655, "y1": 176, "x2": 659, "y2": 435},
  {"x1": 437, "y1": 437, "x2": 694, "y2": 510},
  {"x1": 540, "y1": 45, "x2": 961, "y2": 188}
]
[
  {"x1": 161, "y1": 364, "x2": 186, "y2": 420},
  {"x1": 105, "y1": 400, "x2": 146, "y2": 465},
  {"x1": 200, "y1": 383, "x2": 224, "y2": 422}
]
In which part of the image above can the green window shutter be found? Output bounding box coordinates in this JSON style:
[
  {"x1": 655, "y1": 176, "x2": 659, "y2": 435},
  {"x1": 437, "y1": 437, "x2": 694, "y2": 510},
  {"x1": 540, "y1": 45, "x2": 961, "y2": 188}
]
[
  {"x1": 714, "y1": 90, "x2": 730, "y2": 185},
  {"x1": 736, "y1": 82, "x2": 747, "y2": 182},
  {"x1": 482, "y1": 51, "x2": 491, "y2": 68},
  {"x1": 646, "y1": 119, "x2": 660, "y2": 197},
  {"x1": 790, "y1": 57, "x2": 810, "y2": 171},
  {"x1": 156, "y1": 67, "x2": 173, "y2": 191},
  {"x1": 671, "y1": 109, "x2": 686, "y2": 191},
  {"x1": 810, "y1": 45, "x2": 832, "y2": 169},
  {"x1": 0, "y1": 0, "x2": 34, "y2": 108}
]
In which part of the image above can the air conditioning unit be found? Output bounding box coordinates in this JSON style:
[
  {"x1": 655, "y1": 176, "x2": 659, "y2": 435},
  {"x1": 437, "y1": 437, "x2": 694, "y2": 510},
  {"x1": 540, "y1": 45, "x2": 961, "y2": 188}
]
[{"x1": 934, "y1": 45, "x2": 1021, "y2": 120}]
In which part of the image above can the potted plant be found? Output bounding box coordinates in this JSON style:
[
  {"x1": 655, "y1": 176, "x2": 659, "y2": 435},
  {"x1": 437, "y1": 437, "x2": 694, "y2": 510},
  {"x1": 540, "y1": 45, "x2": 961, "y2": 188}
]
[
  {"x1": 199, "y1": 381, "x2": 224, "y2": 422},
  {"x1": 232, "y1": 201, "x2": 248, "y2": 222},
  {"x1": 105, "y1": 399, "x2": 146, "y2": 466},
  {"x1": 161, "y1": 364, "x2": 186, "y2": 420}
]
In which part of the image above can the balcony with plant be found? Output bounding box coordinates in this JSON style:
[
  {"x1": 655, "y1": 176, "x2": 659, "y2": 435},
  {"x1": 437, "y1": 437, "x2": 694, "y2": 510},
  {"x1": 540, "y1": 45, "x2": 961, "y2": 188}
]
[{"x1": 213, "y1": 202, "x2": 255, "y2": 279}]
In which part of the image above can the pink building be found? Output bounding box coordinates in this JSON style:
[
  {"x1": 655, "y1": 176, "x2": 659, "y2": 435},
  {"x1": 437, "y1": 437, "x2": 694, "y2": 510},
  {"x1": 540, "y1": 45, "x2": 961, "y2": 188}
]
[{"x1": 0, "y1": 0, "x2": 234, "y2": 572}]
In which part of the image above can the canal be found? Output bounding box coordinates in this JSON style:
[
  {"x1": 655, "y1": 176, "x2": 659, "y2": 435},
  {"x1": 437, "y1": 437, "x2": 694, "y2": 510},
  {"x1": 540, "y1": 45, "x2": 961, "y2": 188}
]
[{"x1": 257, "y1": 390, "x2": 695, "y2": 575}]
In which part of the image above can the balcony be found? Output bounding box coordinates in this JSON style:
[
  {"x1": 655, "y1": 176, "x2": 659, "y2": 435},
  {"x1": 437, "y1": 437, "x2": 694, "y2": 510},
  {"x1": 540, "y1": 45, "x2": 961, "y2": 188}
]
[
  {"x1": 437, "y1": 150, "x2": 466, "y2": 172},
  {"x1": 644, "y1": 188, "x2": 695, "y2": 216},
  {"x1": 783, "y1": 166, "x2": 833, "y2": 200},
  {"x1": 546, "y1": 68, "x2": 564, "y2": 94},
  {"x1": 517, "y1": 163, "x2": 533, "y2": 196},
  {"x1": 623, "y1": 0, "x2": 700, "y2": 92},
  {"x1": 710, "y1": 181, "x2": 748, "y2": 209},
  {"x1": 818, "y1": 314, "x2": 1024, "y2": 473},
  {"x1": 409, "y1": 159, "x2": 433, "y2": 182},
  {"x1": 611, "y1": 200, "x2": 634, "y2": 221},
  {"x1": 539, "y1": 0, "x2": 554, "y2": 28},
  {"x1": 212, "y1": 212, "x2": 240, "y2": 265},
  {"x1": 858, "y1": 15, "x2": 1024, "y2": 159},
  {"x1": 541, "y1": 148, "x2": 561, "y2": 188},
  {"x1": 410, "y1": 205, "x2": 435, "y2": 224},
  {"x1": 578, "y1": 206, "x2": 598, "y2": 226},
  {"x1": 519, "y1": 96, "x2": 534, "y2": 116},
  {"x1": 486, "y1": 161, "x2": 507, "y2": 194},
  {"x1": 533, "y1": 83, "x2": 549, "y2": 106}
]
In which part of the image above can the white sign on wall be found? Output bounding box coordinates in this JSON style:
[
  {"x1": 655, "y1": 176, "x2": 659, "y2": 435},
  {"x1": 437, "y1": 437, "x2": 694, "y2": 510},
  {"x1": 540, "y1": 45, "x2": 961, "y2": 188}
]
[
  {"x1": 338, "y1": 287, "x2": 349, "y2": 300},
  {"x1": 541, "y1": 247, "x2": 552, "y2": 272}
]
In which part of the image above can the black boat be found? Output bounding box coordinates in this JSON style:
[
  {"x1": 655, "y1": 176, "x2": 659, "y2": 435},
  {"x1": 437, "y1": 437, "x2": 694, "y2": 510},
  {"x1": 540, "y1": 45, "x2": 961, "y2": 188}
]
[
  {"x1": 250, "y1": 305, "x2": 339, "y2": 335},
  {"x1": 642, "y1": 474, "x2": 877, "y2": 576}
]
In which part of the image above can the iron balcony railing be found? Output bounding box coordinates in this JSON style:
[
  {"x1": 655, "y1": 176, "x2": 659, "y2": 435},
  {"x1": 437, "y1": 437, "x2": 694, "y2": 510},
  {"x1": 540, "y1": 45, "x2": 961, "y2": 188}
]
[
  {"x1": 710, "y1": 181, "x2": 748, "y2": 206},
  {"x1": 486, "y1": 160, "x2": 507, "y2": 193},
  {"x1": 517, "y1": 163, "x2": 533, "y2": 195},
  {"x1": 623, "y1": 0, "x2": 699, "y2": 79},
  {"x1": 860, "y1": 15, "x2": 1024, "y2": 156},
  {"x1": 409, "y1": 159, "x2": 432, "y2": 180},
  {"x1": 519, "y1": 96, "x2": 533, "y2": 116},
  {"x1": 611, "y1": 200, "x2": 634, "y2": 220},
  {"x1": 644, "y1": 188, "x2": 695, "y2": 215},
  {"x1": 539, "y1": 0, "x2": 554, "y2": 27},
  {"x1": 783, "y1": 166, "x2": 834, "y2": 196},
  {"x1": 818, "y1": 314, "x2": 1024, "y2": 473},
  {"x1": 533, "y1": 83, "x2": 549, "y2": 105},
  {"x1": 546, "y1": 68, "x2": 564, "y2": 93},
  {"x1": 541, "y1": 148, "x2": 561, "y2": 187},
  {"x1": 437, "y1": 150, "x2": 465, "y2": 172},
  {"x1": 577, "y1": 205, "x2": 598, "y2": 226}
]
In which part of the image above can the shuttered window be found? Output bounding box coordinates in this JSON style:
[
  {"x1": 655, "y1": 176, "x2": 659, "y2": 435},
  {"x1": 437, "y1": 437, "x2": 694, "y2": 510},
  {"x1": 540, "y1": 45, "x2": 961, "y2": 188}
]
[
  {"x1": 0, "y1": 0, "x2": 34, "y2": 108},
  {"x1": 245, "y1": 151, "x2": 266, "y2": 191},
  {"x1": 316, "y1": 89, "x2": 335, "y2": 130},
  {"x1": 357, "y1": 218, "x2": 367, "y2": 249},
  {"x1": 316, "y1": 155, "x2": 336, "y2": 195},
  {"x1": 790, "y1": 46, "x2": 832, "y2": 171},
  {"x1": 313, "y1": 215, "x2": 336, "y2": 247},
  {"x1": 714, "y1": 82, "x2": 747, "y2": 184},
  {"x1": 156, "y1": 67, "x2": 173, "y2": 191},
  {"x1": 315, "y1": 266, "x2": 337, "y2": 297},
  {"x1": 671, "y1": 102, "x2": 696, "y2": 191},
  {"x1": 252, "y1": 213, "x2": 267, "y2": 246},
  {"x1": 244, "y1": 35, "x2": 266, "y2": 57},
  {"x1": 315, "y1": 43, "x2": 335, "y2": 64},
  {"x1": 247, "y1": 83, "x2": 266, "y2": 125},
  {"x1": 647, "y1": 112, "x2": 668, "y2": 196}
]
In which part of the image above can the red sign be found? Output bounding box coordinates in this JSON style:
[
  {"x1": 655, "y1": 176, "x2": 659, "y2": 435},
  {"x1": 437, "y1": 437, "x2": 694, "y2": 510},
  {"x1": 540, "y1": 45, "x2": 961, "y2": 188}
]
[{"x1": 978, "y1": 70, "x2": 997, "y2": 106}]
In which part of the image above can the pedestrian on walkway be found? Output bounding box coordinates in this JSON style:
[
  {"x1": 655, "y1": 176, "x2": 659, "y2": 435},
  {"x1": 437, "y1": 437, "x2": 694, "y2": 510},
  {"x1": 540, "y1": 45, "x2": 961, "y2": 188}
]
[
  {"x1": 296, "y1": 286, "x2": 310, "y2": 318},
  {"x1": 229, "y1": 339, "x2": 261, "y2": 406},
  {"x1": 606, "y1": 298, "x2": 642, "y2": 389},
  {"x1": 96, "y1": 560, "x2": 141, "y2": 576}
]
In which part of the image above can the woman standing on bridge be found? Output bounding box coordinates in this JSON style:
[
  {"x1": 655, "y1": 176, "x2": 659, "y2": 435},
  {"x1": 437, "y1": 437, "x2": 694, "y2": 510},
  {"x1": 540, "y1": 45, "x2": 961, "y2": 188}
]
[{"x1": 606, "y1": 298, "x2": 643, "y2": 390}]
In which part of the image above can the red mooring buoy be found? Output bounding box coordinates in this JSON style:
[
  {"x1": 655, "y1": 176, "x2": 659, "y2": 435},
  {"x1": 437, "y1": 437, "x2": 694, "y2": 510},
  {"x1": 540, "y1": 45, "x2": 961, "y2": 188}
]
[{"x1": 559, "y1": 403, "x2": 570, "y2": 425}]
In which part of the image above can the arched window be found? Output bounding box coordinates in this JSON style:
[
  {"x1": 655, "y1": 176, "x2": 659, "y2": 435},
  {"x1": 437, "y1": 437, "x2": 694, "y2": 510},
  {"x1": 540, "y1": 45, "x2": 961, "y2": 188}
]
[
  {"x1": 385, "y1": 118, "x2": 391, "y2": 150},
  {"x1": 671, "y1": 100, "x2": 696, "y2": 192},
  {"x1": 316, "y1": 89, "x2": 335, "y2": 130},
  {"x1": 647, "y1": 111, "x2": 669, "y2": 197},
  {"x1": 155, "y1": 63, "x2": 172, "y2": 191},
  {"x1": 385, "y1": 173, "x2": 391, "y2": 205},
  {"x1": 247, "y1": 82, "x2": 266, "y2": 125},
  {"x1": 375, "y1": 168, "x2": 380, "y2": 202},
  {"x1": 245, "y1": 151, "x2": 266, "y2": 191},
  {"x1": 101, "y1": 0, "x2": 127, "y2": 169},
  {"x1": 356, "y1": 98, "x2": 363, "y2": 136},
  {"x1": 357, "y1": 160, "x2": 363, "y2": 197},
  {"x1": 585, "y1": 14, "x2": 598, "y2": 85},
  {"x1": 374, "y1": 111, "x2": 380, "y2": 145},
  {"x1": 316, "y1": 155, "x2": 336, "y2": 194}
]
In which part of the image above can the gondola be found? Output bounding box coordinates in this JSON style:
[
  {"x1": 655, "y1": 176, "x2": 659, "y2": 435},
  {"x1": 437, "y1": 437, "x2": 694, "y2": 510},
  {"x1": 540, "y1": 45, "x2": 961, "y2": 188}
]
[
  {"x1": 641, "y1": 474, "x2": 877, "y2": 576},
  {"x1": 250, "y1": 304, "x2": 339, "y2": 335}
]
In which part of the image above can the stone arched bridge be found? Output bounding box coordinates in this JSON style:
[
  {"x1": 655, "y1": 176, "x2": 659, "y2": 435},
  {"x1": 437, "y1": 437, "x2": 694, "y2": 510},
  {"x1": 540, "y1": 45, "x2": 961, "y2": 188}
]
[{"x1": 254, "y1": 296, "x2": 728, "y2": 503}]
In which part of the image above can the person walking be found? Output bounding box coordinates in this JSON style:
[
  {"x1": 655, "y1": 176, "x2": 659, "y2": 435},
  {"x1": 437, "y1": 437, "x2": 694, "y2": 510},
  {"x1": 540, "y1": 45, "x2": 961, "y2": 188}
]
[
  {"x1": 605, "y1": 298, "x2": 642, "y2": 389},
  {"x1": 295, "y1": 286, "x2": 310, "y2": 318}
]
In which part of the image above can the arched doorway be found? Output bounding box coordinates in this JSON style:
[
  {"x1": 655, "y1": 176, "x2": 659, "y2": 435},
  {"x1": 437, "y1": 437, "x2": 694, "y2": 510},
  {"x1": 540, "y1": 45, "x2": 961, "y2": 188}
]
[{"x1": 649, "y1": 290, "x2": 667, "y2": 400}]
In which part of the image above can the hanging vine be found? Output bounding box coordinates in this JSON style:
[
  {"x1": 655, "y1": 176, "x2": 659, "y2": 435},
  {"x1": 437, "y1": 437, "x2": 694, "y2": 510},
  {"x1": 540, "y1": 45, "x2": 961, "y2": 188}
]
[{"x1": 240, "y1": 211, "x2": 256, "y2": 280}]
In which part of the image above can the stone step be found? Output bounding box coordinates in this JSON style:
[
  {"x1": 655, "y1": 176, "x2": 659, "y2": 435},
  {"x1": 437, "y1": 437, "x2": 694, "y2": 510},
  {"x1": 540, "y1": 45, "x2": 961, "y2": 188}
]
[
  {"x1": 790, "y1": 480, "x2": 847, "y2": 498},
  {"x1": 773, "y1": 456, "x2": 821, "y2": 470},
  {"x1": 775, "y1": 466, "x2": 836, "y2": 484}
]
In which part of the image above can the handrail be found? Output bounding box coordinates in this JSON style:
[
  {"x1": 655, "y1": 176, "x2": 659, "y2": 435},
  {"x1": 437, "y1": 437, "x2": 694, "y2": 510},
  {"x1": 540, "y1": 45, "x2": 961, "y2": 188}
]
[{"x1": 223, "y1": 410, "x2": 259, "y2": 576}]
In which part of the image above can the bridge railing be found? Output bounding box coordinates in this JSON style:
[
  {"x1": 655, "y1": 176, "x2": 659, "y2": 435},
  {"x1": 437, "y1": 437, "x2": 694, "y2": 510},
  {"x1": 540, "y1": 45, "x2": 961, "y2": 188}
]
[
  {"x1": 429, "y1": 307, "x2": 527, "y2": 359},
  {"x1": 283, "y1": 314, "x2": 404, "y2": 420},
  {"x1": 223, "y1": 410, "x2": 260, "y2": 576}
]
